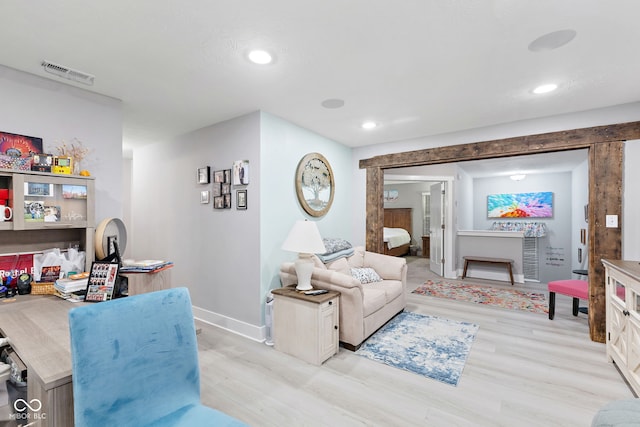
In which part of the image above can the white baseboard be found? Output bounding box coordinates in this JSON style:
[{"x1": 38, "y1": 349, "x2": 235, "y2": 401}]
[{"x1": 192, "y1": 305, "x2": 265, "y2": 343}]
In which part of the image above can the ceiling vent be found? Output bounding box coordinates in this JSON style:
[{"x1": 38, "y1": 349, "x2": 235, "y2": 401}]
[{"x1": 41, "y1": 60, "x2": 95, "y2": 86}]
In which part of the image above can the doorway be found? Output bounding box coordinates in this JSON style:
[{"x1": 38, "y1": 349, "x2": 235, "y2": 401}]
[{"x1": 361, "y1": 121, "x2": 637, "y2": 342}]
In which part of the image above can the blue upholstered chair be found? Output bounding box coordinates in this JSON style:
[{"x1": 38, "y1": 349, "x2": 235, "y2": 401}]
[{"x1": 69, "y1": 287, "x2": 248, "y2": 427}]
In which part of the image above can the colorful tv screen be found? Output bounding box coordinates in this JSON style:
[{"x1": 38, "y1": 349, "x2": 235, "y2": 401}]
[{"x1": 487, "y1": 192, "x2": 553, "y2": 218}]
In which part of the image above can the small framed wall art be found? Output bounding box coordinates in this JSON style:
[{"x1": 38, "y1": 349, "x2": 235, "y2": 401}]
[
  {"x1": 214, "y1": 170, "x2": 225, "y2": 183},
  {"x1": 197, "y1": 166, "x2": 210, "y2": 184},
  {"x1": 233, "y1": 160, "x2": 249, "y2": 185},
  {"x1": 236, "y1": 189, "x2": 247, "y2": 210},
  {"x1": 200, "y1": 190, "x2": 210, "y2": 204}
]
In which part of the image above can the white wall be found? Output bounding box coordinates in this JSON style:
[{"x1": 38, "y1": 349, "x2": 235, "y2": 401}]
[
  {"x1": 131, "y1": 111, "x2": 353, "y2": 341},
  {"x1": 131, "y1": 112, "x2": 262, "y2": 339},
  {"x1": 571, "y1": 158, "x2": 589, "y2": 272},
  {"x1": 352, "y1": 102, "x2": 640, "y2": 263},
  {"x1": 260, "y1": 112, "x2": 353, "y2": 299},
  {"x1": 473, "y1": 172, "x2": 573, "y2": 283},
  {"x1": 0, "y1": 65, "x2": 123, "y2": 224},
  {"x1": 624, "y1": 139, "x2": 640, "y2": 259}
]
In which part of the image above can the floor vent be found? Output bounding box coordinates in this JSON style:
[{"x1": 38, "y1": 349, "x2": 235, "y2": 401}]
[{"x1": 41, "y1": 60, "x2": 95, "y2": 86}]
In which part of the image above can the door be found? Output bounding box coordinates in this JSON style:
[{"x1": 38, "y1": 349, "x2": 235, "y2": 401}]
[{"x1": 429, "y1": 182, "x2": 444, "y2": 276}]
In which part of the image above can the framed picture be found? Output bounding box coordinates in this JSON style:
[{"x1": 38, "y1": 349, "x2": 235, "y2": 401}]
[
  {"x1": 487, "y1": 192, "x2": 553, "y2": 218},
  {"x1": 197, "y1": 166, "x2": 210, "y2": 184},
  {"x1": 62, "y1": 185, "x2": 87, "y2": 199},
  {"x1": 214, "y1": 170, "x2": 225, "y2": 183},
  {"x1": 24, "y1": 182, "x2": 54, "y2": 197},
  {"x1": 233, "y1": 160, "x2": 249, "y2": 185},
  {"x1": 224, "y1": 169, "x2": 231, "y2": 183},
  {"x1": 84, "y1": 261, "x2": 120, "y2": 302},
  {"x1": 236, "y1": 189, "x2": 247, "y2": 210},
  {"x1": 0, "y1": 131, "x2": 43, "y2": 157},
  {"x1": 221, "y1": 183, "x2": 231, "y2": 194},
  {"x1": 224, "y1": 193, "x2": 231, "y2": 208},
  {"x1": 200, "y1": 190, "x2": 210, "y2": 204},
  {"x1": 213, "y1": 196, "x2": 224, "y2": 209},
  {"x1": 212, "y1": 182, "x2": 221, "y2": 197}
]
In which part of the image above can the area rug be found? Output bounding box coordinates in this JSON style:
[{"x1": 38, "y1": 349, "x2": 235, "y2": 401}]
[
  {"x1": 413, "y1": 280, "x2": 549, "y2": 314},
  {"x1": 355, "y1": 311, "x2": 478, "y2": 386}
]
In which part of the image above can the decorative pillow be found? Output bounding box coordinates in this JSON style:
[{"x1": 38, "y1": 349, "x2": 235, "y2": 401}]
[{"x1": 351, "y1": 267, "x2": 382, "y2": 284}]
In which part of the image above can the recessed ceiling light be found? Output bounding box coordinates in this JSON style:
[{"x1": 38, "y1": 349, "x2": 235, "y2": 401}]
[
  {"x1": 533, "y1": 84, "x2": 558, "y2": 94},
  {"x1": 321, "y1": 99, "x2": 345, "y2": 109},
  {"x1": 247, "y1": 50, "x2": 273, "y2": 65},
  {"x1": 362, "y1": 121, "x2": 377, "y2": 130},
  {"x1": 528, "y1": 29, "x2": 577, "y2": 52}
]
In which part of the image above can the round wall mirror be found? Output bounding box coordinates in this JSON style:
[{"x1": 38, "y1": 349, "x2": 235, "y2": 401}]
[{"x1": 295, "y1": 152, "x2": 334, "y2": 217}]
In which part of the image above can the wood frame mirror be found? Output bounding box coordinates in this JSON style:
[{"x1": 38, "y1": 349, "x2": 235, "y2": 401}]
[
  {"x1": 360, "y1": 121, "x2": 640, "y2": 343},
  {"x1": 295, "y1": 152, "x2": 335, "y2": 217}
]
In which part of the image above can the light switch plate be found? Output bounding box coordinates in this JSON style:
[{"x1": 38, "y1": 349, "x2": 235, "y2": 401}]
[{"x1": 606, "y1": 215, "x2": 618, "y2": 228}]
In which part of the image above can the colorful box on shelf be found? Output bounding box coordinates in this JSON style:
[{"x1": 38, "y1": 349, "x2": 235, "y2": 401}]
[
  {"x1": 53, "y1": 156, "x2": 73, "y2": 174},
  {"x1": 0, "y1": 155, "x2": 31, "y2": 171}
]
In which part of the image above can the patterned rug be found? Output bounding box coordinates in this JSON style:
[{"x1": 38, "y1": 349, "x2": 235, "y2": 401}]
[
  {"x1": 413, "y1": 280, "x2": 549, "y2": 314},
  {"x1": 355, "y1": 311, "x2": 478, "y2": 386}
]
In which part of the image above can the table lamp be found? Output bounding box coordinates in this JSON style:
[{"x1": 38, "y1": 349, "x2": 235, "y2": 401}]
[{"x1": 281, "y1": 220, "x2": 326, "y2": 291}]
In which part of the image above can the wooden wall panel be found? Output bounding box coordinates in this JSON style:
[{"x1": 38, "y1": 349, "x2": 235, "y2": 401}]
[{"x1": 589, "y1": 142, "x2": 624, "y2": 342}]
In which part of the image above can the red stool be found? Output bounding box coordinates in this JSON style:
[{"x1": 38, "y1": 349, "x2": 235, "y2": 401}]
[{"x1": 547, "y1": 279, "x2": 588, "y2": 320}]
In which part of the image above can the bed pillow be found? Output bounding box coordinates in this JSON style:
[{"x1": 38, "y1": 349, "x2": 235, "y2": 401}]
[{"x1": 351, "y1": 267, "x2": 382, "y2": 284}]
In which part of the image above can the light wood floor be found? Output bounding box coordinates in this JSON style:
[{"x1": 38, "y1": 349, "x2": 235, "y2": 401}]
[{"x1": 196, "y1": 256, "x2": 633, "y2": 427}]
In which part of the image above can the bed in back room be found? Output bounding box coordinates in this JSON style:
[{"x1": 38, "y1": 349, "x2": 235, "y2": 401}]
[{"x1": 383, "y1": 208, "x2": 412, "y2": 256}]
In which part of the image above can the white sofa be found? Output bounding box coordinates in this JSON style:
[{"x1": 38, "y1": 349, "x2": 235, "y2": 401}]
[{"x1": 279, "y1": 246, "x2": 407, "y2": 350}]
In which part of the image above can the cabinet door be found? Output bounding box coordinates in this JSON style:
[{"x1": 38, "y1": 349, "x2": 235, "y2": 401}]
[
  {"x1": 607, "y1": 275, "x2": 628, "y2": 365},
  {"x1": 626, "y1": 286, "x2": 640, "y2": 390},
  {"x1": 14, "y1": 174, "x2": 94, "y2": 230},
  {"x1": 0, "y1": 172, "x2": 14, "y2": 231},
  {"x1": 318, "y1": 298, "x2": 338, "y2": 362}
]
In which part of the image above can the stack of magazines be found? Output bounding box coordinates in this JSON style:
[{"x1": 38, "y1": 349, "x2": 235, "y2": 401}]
[
  {"x1": 120, "y1": 259, "x2": 173, "y2": 273},
  {"x1": 54, "y1": 276, "x2": 88, "y2": 302}
]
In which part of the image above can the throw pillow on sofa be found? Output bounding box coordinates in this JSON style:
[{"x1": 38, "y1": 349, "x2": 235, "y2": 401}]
[{"x1": 351, "y1": 267, "x2": 382, "y2": 284}]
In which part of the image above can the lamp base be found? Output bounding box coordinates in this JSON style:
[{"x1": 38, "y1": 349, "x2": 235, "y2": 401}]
[{"x1": 294, "y1": 254, "x2": 314, "y2": 291}]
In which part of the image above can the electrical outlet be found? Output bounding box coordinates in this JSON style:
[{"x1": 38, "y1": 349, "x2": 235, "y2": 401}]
[{"x1": 606, "y1": 215, "x2": 618, "y2": 228}]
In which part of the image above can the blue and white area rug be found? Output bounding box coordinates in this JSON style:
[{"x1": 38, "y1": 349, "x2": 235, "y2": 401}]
[{"x1": 355, "y1": 312, "x2": 479, "y2": 386}]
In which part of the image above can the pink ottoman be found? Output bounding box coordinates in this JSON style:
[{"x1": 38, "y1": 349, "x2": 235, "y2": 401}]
[{"x1": 547, "y1": 279, "x2": 588, "y2": 320}]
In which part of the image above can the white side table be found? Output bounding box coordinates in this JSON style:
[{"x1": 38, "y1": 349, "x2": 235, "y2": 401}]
[{"x1": 271, "y1": 286, "x2": 339, "y2": 365}]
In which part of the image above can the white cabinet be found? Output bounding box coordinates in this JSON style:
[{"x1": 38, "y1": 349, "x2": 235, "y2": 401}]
[
  {"x1": 272, "y1": 287, "x2": 339, "y2": 365},
  {"x1": 0, "y1": 169, "x2": 95, "y2": 271},
  {"x1": 603, "y1": 259, "x2": 640, "y2": 395}
]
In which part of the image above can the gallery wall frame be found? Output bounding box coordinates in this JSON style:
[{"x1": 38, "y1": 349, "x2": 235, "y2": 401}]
[
  {"x1": 200, "y1": 190, "x2": 210, "y2": 204},
  {"x1": 197, "y1": 166, "x2": 210, "y2": 184},
  {"x1": 236, "y1": 189, "x2": 247, "y2": 210},
  {"x1": 233, "y1": 160, "x2": 249, "y2": 185}
]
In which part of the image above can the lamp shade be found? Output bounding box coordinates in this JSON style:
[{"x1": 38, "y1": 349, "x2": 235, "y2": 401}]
[{"x1": 281, "y1": 220, "x2": 326, "y2": 254}]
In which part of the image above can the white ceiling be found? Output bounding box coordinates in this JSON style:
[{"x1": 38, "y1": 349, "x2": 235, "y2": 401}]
[
  {"x1": 1, "y1": 1, "x2": 639, "y2": 153},
  {"x1": 457, "y1": 149, "x2": 588, "y2": 178}
]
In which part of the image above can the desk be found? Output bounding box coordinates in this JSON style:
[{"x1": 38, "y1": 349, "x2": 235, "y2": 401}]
[
  {"x1": 120, "y1": 266, "x2": 173, "y2": 295},
  {"x1": 0, "y1": 295, "x2": 81, "y2": 426}
]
